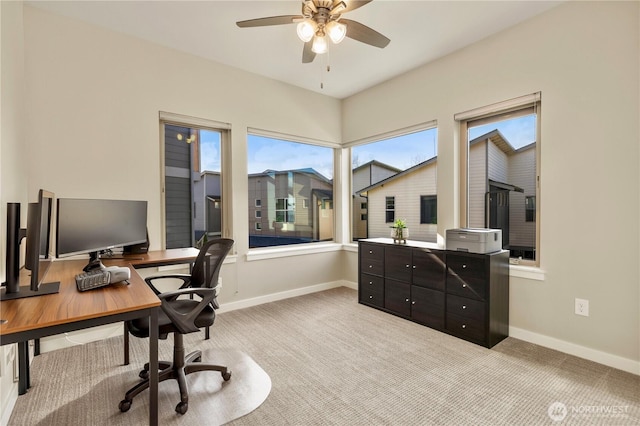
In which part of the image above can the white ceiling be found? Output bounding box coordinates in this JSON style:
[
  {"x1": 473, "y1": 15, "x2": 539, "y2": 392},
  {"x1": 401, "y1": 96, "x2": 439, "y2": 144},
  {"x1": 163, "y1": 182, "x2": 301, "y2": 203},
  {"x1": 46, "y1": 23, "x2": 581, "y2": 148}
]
[{"x1": 27, "y1": 0, "x2": 562, "y2": 99}]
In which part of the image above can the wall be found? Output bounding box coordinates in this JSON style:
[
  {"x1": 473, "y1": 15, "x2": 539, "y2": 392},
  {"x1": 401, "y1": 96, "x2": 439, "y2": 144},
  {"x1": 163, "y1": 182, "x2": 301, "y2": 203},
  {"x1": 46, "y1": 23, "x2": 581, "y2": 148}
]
[
  {"x1": 343, "y1": 1, "x2": 639, "y2": 370},
  {"x1": 22, "y1": 4, "x2": 343, "y2": 304},
  {"x1": 0, "y1": 1, "x2": 29, "y2": 422}
]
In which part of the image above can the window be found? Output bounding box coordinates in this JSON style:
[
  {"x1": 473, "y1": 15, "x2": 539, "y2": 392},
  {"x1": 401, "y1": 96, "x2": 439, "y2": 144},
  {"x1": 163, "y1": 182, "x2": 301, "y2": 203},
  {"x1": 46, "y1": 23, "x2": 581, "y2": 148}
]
[
  {"x1": 350, "y1": 126, "x2": 438, "y2": 242},
  {"x1": 255, "y1": 199, "x2": 261, "y2": 207},
  {"x1": 255, "y1": 223, "x2": 261, "y2": 230},
  {"x1": 525, "y1": 196, "x2": 536, "y2": 222},
  {"x1": 160, "y1": 112, "x2": 230, "y2": 249},
  {"x1": 255, "y1": 210, "x2": 262, "y2": 218},
  {"x1": 247, "y1": 131, "x2": 335, "y2": 248},
  {"x1": 420, "y1": 195, "x2": 437, "y2": 224},
  {"x1": 276, "y1": 198, "x2": 295, "y2": 223},
  {"x1": 457, "y1": 93, "x2": 540, "y2": 264},
  {"x1": 385, "y1": 197, "x2": 395, "y2": 223}
]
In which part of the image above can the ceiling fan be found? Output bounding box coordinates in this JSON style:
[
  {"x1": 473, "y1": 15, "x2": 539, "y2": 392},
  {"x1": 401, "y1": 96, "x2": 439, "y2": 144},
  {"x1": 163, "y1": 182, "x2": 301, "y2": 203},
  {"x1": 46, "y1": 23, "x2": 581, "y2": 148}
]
[{"x1": 236, "y1": 0, "x2": 390, "y2": 63}]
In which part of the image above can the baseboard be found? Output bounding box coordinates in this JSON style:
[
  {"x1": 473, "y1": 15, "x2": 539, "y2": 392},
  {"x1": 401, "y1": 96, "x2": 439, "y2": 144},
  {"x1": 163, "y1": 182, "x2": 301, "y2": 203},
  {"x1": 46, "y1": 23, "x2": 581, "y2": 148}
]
[
  {"x1": 509, "y1": 326, "x2": 639, "y2": 375},
  {"x1": 218, "y1": 280, "x2": 356, "y2": 313}
]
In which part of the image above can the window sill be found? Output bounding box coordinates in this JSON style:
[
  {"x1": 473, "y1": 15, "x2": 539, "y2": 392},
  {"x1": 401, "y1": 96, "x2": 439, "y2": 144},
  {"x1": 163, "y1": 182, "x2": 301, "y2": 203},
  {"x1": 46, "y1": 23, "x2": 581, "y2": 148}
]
[
  {"x1": 246, "y1": 242, "x2": 343, "y2": 262},
  {"x1": 508, "y1": 264, "x2": 545, "y2": 281}
]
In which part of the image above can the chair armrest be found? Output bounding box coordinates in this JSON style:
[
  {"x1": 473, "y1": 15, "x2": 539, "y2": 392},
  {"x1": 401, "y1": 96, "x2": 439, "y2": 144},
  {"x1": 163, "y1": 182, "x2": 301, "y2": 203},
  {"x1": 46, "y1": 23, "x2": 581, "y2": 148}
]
[
  {"x1": 144, "y1": 274, "x2": 191, "y2": 295},
  {"x1": 158, "y1": 288, "x2": 215, "y2": 334}
]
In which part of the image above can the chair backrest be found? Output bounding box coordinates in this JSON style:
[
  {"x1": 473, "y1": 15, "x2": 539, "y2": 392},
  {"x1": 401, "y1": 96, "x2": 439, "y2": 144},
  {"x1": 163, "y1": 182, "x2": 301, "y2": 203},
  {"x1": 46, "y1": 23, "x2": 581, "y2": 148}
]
[{"x1": 190, "y1": 238, "x2": 234, "y2": 290}]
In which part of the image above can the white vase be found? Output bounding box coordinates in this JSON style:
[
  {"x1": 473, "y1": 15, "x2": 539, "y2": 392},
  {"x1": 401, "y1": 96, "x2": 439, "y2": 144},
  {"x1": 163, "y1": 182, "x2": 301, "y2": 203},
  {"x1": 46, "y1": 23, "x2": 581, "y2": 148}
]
[{"x1": 391, "y1": 227, "x2": 408, "y2": 242}]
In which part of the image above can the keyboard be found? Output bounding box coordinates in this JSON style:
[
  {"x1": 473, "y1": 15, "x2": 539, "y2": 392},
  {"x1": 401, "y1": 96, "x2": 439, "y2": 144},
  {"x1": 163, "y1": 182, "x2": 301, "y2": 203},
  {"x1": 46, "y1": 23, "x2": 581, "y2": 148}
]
[{"x1": 75, "y1": 269, "x2": 111, "y2": 292}]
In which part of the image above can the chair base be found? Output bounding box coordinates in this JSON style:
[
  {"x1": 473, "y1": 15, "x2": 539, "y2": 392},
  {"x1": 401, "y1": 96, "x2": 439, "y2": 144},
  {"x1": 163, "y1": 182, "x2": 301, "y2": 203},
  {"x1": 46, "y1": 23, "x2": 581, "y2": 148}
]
[{"x1": 119, "y1": 335, "x2": 231, "y2": 415}]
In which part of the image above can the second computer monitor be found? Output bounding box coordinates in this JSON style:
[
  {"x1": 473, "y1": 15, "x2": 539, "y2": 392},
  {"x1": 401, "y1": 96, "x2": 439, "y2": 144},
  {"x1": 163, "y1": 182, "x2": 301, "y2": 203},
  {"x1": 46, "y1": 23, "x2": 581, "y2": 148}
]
[{"x1": 56, "y1": 198, "x2": 148, "y2": 271}]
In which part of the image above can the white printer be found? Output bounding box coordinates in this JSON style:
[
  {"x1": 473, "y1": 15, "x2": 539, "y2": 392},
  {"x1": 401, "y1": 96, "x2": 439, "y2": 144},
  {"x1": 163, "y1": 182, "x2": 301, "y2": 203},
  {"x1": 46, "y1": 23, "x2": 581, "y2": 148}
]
[{"x1": 446, "y1": 228, "x2": 502, "y2": 254}]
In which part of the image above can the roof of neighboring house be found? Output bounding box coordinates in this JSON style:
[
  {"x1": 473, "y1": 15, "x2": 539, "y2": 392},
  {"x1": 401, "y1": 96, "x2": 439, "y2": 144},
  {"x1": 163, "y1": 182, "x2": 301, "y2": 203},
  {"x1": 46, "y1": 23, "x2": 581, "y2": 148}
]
[
  {"x1": 248, "y1": 167, "x2": 332, "y2": 183},
  {"x1": 352, "y1": 160, "x2": 402, "y2": 174},
  {"x1": 357, "y1": 156, "x2": 437, "y2": 196},
  {"x1": 470, "y1": 129, "x2": 536, "y2": 155}
]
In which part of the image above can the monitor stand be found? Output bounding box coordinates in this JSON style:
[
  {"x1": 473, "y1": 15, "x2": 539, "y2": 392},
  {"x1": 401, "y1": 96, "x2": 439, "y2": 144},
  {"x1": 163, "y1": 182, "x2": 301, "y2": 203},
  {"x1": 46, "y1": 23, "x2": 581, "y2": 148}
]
[
  {"x1": 83, "y1": 252, "x2": 106, "y2": 272},
  {"x1": 1, "y1": 282, "x2": 60, "y2": 301}
]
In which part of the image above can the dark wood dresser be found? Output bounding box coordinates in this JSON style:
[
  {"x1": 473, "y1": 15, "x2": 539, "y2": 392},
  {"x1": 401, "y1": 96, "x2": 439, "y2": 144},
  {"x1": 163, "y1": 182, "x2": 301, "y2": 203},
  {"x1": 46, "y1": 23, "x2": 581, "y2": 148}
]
[{"x1": 358, "y1": 238, "x2": 509, "y2": 348}]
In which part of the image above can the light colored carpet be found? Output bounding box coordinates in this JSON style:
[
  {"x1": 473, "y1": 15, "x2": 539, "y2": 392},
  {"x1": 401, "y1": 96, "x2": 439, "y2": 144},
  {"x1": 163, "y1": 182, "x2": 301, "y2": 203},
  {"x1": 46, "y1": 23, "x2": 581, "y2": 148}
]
[
  {"x1": 8, "y1": 287, "x2": 640, "y2": 425},
  {"x1": 9, "y1": 343, "x2": 270, "y2": 425}
]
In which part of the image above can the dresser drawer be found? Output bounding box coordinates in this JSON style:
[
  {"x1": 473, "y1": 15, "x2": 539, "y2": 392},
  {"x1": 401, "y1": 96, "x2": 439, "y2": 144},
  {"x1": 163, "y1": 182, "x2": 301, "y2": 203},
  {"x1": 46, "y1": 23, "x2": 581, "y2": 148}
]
[
  {"x1": 360, "y1": 243, "x2": 384, "y2": 262},
  {"x1": 359, "y1": 274, "x2": 384, "y2": 308},
  {"x1": 446, "y1": 294, "x2": 485, "y2": 323},
  {"x1": 446, "y1": 253, "x2": 487, "y2": 301},
  {"x1": 446, "y1": 312, "x2": 485, "y2": 343},
  {"x1": 361, "y1": 258, "x2": 383, "y2": 276}
]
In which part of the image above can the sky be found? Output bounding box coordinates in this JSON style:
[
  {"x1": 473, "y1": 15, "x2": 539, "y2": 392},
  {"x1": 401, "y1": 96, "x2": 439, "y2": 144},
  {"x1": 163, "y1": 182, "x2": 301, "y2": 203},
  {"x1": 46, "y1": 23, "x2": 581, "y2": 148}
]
[
  {"x1": 200, "y1": 114, "x2": 535, "y2": 177},
  {"x1": 200, "y1": 129, "x2": 221, "y2": 172}
]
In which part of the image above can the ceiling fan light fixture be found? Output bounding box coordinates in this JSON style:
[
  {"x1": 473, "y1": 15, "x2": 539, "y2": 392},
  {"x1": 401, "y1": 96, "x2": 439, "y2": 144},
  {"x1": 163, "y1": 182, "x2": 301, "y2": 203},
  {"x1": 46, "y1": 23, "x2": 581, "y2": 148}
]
[
  {"x1": 311, "y1": 35, "x2": 328, "y2": 54},
  {"x1": 326, "y1": 21, "x2": 347, "y2": 44},
  {"x1": 296, "y1": 20, "x2": 316, "y2": 43}
]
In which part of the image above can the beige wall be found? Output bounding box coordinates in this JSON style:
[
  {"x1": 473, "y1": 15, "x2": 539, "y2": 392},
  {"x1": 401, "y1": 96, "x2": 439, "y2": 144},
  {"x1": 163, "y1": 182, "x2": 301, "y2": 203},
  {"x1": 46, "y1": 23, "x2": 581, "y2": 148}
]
[
  {"x1": 0, "y1": 1, "x2": 29, "y2": 418},
  {"x1": 22, "y1": 1, "x2": 343, "y2": 295},
  {"x1": 343, "y1": 1, "x2": 639, "y2": 367}
]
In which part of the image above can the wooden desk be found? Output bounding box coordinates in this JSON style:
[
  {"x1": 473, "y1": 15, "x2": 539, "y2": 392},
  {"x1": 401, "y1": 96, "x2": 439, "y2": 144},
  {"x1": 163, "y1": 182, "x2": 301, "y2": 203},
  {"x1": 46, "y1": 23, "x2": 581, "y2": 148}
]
[{"x1": 0, "y1": 248, "x2": 199, "y2": 426}]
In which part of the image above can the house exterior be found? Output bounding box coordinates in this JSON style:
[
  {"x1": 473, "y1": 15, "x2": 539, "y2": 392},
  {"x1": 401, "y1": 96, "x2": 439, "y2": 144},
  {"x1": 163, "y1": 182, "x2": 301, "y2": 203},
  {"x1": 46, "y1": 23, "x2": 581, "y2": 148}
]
[
  {"x1": 248, "y1": 168, "x2": 333, "y2": 247},
  {"x1": 352, "y1": 160, "x2": 401, "y2": 240},
  {"x1": 358, "y1": 158, "x2": 438, "y2": 243},
  {"x1": 468, "y1": 130, "x2": 536, "y2": 258},
  {"x1": 193, "y1": 171, "x2": 222, "y2": 243}
]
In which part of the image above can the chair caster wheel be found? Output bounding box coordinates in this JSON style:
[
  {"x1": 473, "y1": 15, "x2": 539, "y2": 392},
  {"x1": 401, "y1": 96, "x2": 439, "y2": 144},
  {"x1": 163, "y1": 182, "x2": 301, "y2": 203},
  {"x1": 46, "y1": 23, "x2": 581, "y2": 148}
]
[
  {"x1": 119, "y1": 399, "x2": 132, "y2": 412},
  {"x1": 222, "y1": 371, "x2": 231, "y2": 381},
  {"x1": 175, "y1": 401, "x2": 188, "y2": 414},
  {"x1": 139, "y1": 369, "x2": 149, "y2": 379}
]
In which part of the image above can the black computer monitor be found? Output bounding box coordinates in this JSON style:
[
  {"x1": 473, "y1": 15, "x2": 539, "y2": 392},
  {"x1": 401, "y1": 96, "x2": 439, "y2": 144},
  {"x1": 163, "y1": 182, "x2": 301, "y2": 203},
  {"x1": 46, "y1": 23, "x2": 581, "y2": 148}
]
[
  {"x1": 56, "y1": 198, "x2": 148, "y2": 271},
  {"x1": 1, "y1": 189, "x2": 60, "y2": 301}
]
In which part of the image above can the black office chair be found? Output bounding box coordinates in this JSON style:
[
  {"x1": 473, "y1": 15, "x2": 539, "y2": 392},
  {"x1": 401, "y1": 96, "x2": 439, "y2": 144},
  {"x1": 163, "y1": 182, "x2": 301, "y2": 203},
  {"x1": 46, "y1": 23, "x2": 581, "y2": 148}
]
[{"x1": 119, "y1": 238, "x2": 234, "y2": 415}]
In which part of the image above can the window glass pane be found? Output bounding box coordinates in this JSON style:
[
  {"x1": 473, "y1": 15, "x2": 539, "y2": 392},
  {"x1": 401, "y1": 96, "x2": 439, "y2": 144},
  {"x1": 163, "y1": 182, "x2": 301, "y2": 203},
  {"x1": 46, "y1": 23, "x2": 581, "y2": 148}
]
[
  {"x1": 248, "y1": 134, "x2": 334, "y2": 248},
  {"x1": 352, "y1": 128, "x2": 437, "y2": 242},
  {"x1": 467, "y1": 112, "x2": 537, "y2": 261},
  {"x1": 164, "y1": 125, "x2": 223, "y2": 248}
]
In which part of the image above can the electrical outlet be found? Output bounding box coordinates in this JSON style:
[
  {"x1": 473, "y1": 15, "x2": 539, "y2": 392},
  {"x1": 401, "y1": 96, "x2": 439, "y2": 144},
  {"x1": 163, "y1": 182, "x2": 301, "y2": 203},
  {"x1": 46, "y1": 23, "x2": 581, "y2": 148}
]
[{"x1": 575, "y1": 298, "x2": 589, "y2": 316}]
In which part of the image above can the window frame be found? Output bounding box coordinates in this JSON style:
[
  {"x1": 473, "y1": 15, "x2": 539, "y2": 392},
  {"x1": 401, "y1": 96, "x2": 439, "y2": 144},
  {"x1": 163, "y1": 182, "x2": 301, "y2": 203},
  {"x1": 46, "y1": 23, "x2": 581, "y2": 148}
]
[
  {"x1": 159, "y1": 111, "x2": 232, "y2": 250},
  {"x1": 456, "y1": 93, "x2": 541, "y2": 266}
]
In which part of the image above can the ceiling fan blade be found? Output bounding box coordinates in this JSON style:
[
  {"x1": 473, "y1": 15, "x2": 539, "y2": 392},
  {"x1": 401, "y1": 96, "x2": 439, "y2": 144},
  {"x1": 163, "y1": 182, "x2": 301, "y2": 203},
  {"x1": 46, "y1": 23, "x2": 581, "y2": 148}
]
[
  {"x1": 341, "y1": 18, "x2": 390, "y2": 48},
  {"x1": 302, "y1": 41, "x2": 317, "y2": 63},
  {"x1": 337, "y1": 0, "x2": 372, "y2": 14},
  {"x1": 236, "y1": 15, "x2": 303, "y2": 28}
]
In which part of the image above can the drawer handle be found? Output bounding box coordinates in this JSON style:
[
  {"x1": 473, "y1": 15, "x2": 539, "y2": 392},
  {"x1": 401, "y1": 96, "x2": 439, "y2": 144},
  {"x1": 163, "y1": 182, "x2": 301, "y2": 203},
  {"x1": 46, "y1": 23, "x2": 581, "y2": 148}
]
[
  {"x1": 406, "y1": 264, "x2": 410, "y2": 268},
  {"x1": 411, "y1": 301, "x2": 416, "y2": 305},
  {"x1": 369, "y1": 281, "x2": 373, "y2": 285},
  {"x1": 369, "y1": 295, "x2": 373, "y2": 299},
  {"x1": 369, "y1": 265, "x2": 373, "y2": 269},
  {"x1": 462, "y1": 284, "x2": 467, "y2": 288},
  {"x1": 412, "y1": 265, "x2": 416, "y2": 269},
  {"x1": 462, "y1": 264, "x2": 467, "y2": 269},
  {"x1": 369, "y1": 250, "x2": 373, "y2": 254},
  {"x1": 462, "y1": 324, "x2": 466, "y2": 329},
  {"x1": 462, "y1": 305, "x2": 467, "y2": 309},
  {"x1": 405, "y1": 298, "x2": 410, "y2": 302}
]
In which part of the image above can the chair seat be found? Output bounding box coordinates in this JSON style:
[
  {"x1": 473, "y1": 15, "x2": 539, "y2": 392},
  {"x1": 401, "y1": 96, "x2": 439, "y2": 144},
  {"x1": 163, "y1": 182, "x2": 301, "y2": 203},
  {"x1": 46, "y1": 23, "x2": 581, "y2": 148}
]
[{"x1": 128, "y1": 299, "x2": 215, "y2": 339}]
